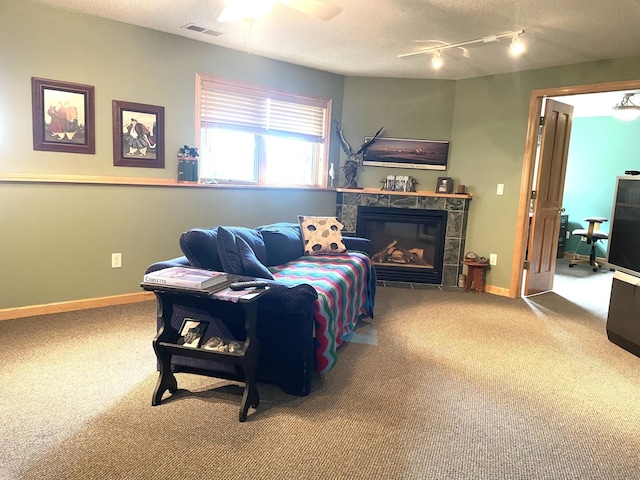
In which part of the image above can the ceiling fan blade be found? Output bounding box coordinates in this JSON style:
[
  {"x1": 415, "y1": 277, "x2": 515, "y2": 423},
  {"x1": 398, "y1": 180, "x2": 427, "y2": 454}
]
[{"x1": 278, "y1": 0, "x2": 341, "y2": 21}]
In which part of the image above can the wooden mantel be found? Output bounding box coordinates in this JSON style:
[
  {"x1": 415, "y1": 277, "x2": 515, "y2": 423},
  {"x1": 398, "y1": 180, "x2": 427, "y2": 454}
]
[{"x1": 336, "y1": 187, "x2": 473, "y2": 199}]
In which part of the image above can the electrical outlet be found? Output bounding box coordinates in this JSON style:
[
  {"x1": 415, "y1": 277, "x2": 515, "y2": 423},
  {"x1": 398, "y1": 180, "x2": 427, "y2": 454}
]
[
  {"x1": 489, "y1": 253, "x2": 498, "y2": 265},
  {"x1": 112, "y1": 253, "x2": 122, "y2": 268},
  {"x1": 496, "y1": 183, "x2": 505, "y2": 195}
]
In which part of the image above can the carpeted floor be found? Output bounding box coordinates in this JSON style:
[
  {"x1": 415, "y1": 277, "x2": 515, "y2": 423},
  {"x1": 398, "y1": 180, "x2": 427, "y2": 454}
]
[{"x1": 1, "y1": 263, "x2": 639, "y2": 479}]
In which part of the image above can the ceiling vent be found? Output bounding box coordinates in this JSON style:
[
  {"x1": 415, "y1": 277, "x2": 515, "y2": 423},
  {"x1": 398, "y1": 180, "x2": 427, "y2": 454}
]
[{"x1": 181, "y1": 23, "x2": 223, "y2": 36}]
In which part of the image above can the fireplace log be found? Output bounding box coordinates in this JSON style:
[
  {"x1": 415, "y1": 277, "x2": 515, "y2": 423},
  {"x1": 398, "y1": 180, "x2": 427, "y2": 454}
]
[
  {"x1": 372, "y1": 240, "x2": 429, "y2": 265},
  {"x1": 372, "y1": 240, "x2": 398, "y2": 263}
]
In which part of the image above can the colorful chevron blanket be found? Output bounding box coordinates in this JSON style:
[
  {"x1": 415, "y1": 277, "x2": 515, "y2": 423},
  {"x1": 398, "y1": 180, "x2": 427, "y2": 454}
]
[{"x1": 270, "y1": 252, "x2": 376, "y2": 373}]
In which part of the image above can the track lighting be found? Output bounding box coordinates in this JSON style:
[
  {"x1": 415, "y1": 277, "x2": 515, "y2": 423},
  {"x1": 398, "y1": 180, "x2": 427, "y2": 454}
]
[
  {"x1": 398, "y1": 29, "x2": 526, "y2": 70},
  {"x1": 613, "y1": 93, "x2": 640, "y2": 121},
  {"x1": 509, "y1": 34, "x2": 525, "y2": 56},
  {"x1": 431, "y1": 51, "x2": 443, "y2": 70}
]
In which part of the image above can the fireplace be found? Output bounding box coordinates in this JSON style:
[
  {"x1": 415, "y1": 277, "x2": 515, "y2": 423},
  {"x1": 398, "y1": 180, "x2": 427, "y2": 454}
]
[
  {"x1": 357, "y1": 207, "x2": 447, "y2": 283},
  {"x1": 336, "y1": 189, "x2": 471, "y2": 286}
]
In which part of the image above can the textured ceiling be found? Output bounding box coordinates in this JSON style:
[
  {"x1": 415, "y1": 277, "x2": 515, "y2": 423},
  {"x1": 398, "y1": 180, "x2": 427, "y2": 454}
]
[{"x1": 30, "y1": 0, "x2": 640, "y2": 81}]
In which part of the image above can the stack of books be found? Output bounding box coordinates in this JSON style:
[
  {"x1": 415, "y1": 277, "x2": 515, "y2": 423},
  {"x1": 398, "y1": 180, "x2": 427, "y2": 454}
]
[{"x1": 142, "y1": 267, "x2": 228, "y2": 291}]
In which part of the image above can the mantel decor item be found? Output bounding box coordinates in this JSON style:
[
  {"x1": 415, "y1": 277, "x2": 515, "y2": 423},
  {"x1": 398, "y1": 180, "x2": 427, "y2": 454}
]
[
  {"x1": 112, "y1": 100, "x2": 165, "y2": 168},
  {"x1": 334, "y1": 121, "x2": 384, "y2": 188},
  {"x1": 31, "y1": 77, "x2": 95, "y2": 154},
  {"x1": 436, "y1": 176, "x2": 453, "y2": 194},
  {"x1": 381, "y1": 175, "x2": 418, "y2": 192}
]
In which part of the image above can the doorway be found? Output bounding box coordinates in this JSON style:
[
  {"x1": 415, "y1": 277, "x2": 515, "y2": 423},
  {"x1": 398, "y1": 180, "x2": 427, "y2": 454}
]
[{"x1": 512, "y1": 79, "x2": 640, "y2": 298}]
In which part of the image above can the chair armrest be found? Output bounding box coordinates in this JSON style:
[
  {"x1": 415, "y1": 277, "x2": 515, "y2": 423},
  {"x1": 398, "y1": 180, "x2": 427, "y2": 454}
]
[
  {"x1": 343, "y1": 236, "x2": 371, "y2": 256},
  {"x1": 145, "y1": 256, "x2": 190, "y2": 274}
]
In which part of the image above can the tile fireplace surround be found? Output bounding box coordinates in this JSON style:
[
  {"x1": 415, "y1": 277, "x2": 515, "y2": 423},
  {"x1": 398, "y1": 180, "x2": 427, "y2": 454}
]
[{"x1": 336, "y1": 188, "x2": 473, "y2": 287}]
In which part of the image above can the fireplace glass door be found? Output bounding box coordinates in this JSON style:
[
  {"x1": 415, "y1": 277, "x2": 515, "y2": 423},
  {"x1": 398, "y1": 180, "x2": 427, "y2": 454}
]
[{"x1": 357, "y1": 207, "x2": 447, "y2": 284}]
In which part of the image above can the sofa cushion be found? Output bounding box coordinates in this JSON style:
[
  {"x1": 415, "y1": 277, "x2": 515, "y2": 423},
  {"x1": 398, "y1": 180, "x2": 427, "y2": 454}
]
[
  {"x1": 298, "y1": 216, "x2": 347, "y2": 255},
  {"x1": 256, "y1": 222, "x2": 304, "y2": 266},
  {"x1": 217, "y1": 227, "x2": 274, "y2": 280},
  {"x1": 180, "y1": 226, "x2": 268, "y2": 271}
]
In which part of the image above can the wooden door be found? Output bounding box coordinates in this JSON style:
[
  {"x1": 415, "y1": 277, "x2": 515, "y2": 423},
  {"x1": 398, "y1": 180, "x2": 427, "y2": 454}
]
[{"x1": 524, "y1": 99, "x2": 574, "y2": 296}]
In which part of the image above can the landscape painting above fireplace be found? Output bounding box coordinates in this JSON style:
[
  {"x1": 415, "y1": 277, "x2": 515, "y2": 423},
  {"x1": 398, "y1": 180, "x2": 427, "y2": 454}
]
[{"x1": 362, "y1": 137, "x2": 450, "y2": 170}]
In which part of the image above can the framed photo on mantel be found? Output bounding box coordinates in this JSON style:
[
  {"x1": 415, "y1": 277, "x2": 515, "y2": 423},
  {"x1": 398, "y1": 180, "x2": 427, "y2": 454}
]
[{"x1": 436, "y1": 176, "x2": 453, "y2": 194}]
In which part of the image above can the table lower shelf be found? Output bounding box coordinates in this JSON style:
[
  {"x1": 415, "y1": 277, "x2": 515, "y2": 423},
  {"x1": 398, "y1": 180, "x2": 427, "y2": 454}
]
[
  {"x1": 149, "y1": 287, "x2": 265, "y2": 422},
  {"x1": 153, "y1": 340, "x2": 260, "y2": 422},
  {"x1": 158, "y1": 342, "x2": 247, "y2": 361}
]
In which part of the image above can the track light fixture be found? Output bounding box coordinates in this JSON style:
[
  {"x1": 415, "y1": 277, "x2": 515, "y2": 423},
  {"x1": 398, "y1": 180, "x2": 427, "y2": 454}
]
[
  {"x1": 398, "y1": 29, "x2": 525, "y2": 70},
  {"x1": 613, "y1": 93, "x2": 640, "y2": 121},
  {"x1": 509, "y1": 34, "x2": 525, "y2": 56},
  {"x1": 431, "y1": 51, "x2": 443, "y2": 69}
]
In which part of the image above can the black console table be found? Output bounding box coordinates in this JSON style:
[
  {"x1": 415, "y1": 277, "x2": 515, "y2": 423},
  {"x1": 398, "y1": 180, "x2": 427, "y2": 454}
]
[{"x1": 142, "y1": 282, "x2": 269, "y2": 422}]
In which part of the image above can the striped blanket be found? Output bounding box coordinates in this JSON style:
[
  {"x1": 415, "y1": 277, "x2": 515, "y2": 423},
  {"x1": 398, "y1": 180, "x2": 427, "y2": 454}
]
[{"x1": 270, "y1": 252, "x2": 376, "y2": 373}]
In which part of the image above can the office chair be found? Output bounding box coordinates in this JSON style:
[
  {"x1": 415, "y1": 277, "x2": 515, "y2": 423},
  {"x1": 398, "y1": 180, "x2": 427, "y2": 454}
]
[{"x1": 569, "y1": 216, "x2": 609, "y2": 272}]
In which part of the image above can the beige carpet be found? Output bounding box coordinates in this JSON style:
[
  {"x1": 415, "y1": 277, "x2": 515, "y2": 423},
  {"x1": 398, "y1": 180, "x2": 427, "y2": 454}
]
[{"x1": 1, "y1": 278, "x2": 639, "y2": 479}]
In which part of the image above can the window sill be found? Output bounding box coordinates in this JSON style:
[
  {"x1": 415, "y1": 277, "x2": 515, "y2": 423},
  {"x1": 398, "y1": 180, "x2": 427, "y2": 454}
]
[{"x1": 0, "y1": 173, "x2": 335, "y2": 192}]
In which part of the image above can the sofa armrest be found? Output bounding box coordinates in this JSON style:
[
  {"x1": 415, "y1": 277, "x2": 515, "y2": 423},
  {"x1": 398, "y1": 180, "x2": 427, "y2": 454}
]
[
  {"x1": 145, "y1": 256, "x2": 190, "y2": 274},
  {"x1": 344, "y1": 236, "x2": 371, "y2": 256}
]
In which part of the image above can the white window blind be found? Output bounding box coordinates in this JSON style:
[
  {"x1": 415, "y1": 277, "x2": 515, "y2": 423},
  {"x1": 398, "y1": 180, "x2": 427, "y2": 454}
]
[{"x1": 199, "y1": 77, "x2": 327, "y2": 143}]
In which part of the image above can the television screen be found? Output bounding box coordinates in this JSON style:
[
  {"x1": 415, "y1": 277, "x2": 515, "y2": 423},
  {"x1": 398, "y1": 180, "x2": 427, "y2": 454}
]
[
  {"x1": 606, "y1": 176, "x2": 640, "y2": 278},
  {"x1": 362, "y1": 137, "x2": 449, "y2": 171}
]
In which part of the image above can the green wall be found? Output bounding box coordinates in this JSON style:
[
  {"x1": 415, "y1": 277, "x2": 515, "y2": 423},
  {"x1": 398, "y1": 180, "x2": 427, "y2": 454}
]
[
  {"x1": 451, "y1": 64, "x2": 640, "y2": 288},
  {"x1": 0, "y1": 1, "x2": 343, "y2": 309},
  {"x1": 341, "y1": 76, "x2": 456, "y2": 190},
  {"x1": 3, "y1": 1, "x2": 640, "y2": 310},
  {"x1": 562, "y1": 116, "x2": 640, "y2": 256}
]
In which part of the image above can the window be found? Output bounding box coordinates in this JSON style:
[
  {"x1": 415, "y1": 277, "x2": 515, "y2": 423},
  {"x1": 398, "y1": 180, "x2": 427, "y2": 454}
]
[{"x1": 196, "y1": 73, "x2": 331, "y2": 187}]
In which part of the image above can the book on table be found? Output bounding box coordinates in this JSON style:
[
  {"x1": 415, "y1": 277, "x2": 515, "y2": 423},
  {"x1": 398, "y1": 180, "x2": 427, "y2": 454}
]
[{"x1": 143, "y1": 267, "x2": 228, "y2": 290}]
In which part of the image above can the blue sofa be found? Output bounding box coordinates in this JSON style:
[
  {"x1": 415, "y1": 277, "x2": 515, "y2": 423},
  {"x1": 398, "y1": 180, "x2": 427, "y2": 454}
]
[{"x1": 145, "y1": 222, "x2": 376, "y2": 396}]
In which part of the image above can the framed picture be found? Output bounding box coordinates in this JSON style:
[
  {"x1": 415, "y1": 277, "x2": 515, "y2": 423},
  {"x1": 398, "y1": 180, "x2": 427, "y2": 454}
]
[
  {"x1": 31, "y1": 77, "x2": 95, "y2": 154},
  {"x1": 436, "y1": 176, "x2": 453, "y2": 194},
  {"x1": 177, "y1": 319, "x2": 208, "y2": 348},
  {"x1": 112, "y1": 100, "x2": 164, "y2": 168},
  {"x1": 362, "y1": 137, "x2": 450, "y2": 170}
]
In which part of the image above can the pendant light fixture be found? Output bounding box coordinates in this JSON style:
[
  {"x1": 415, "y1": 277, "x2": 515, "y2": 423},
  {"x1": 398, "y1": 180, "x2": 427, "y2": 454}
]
[{"x1": 613, "y1": 93, "x2": 640, "y2": 121}]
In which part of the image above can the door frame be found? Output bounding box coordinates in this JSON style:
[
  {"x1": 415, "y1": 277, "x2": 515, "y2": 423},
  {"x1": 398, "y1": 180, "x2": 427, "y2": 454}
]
[{"x1": 510, "y1": 79, "x2": 640, "y2": 298}]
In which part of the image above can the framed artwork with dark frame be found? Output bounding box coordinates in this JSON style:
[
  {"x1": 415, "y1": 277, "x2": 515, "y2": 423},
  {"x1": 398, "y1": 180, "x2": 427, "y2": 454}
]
[
  {"x1": 112, "y1": 100, "x2": 165, "y2": 168},
  {"x1": 31, "y1": 77, "x2": 95, "y2": 154},
  {"x1": 436, "y1": 176, "x2": 453, "y2": 194},
  {"x1": 177, "y1": 319, "x2": 208, "y2": 348}
]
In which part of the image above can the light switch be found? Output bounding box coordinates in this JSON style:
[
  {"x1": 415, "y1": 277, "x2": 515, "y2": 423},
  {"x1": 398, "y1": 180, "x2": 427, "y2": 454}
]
[{"x1": 497, "y1": 183, "x2": 504, "y2": 195}]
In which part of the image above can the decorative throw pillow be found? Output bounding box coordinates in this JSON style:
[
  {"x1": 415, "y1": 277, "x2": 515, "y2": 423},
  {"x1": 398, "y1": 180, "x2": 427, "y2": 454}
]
[
  {"x1": 298, "y1": 215, "x2": 347, "y2": 255},
  {"x1": 180, "y1": 226, "x2": 268, "y2": 270},
  {"x1": 179, "y1": 227, "x2": 224, "y2": 271},
  {"x1": 256, "y1": 222, "x2": 304, "y2": 266},
  {"x1": 217, "y1": 227, "x2": 274, "y2": 280}
]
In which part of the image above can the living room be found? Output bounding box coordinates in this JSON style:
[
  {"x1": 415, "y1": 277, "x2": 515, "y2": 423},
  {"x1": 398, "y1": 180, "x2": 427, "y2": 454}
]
[
  {"x1": 4, "y1": 2, "x2": 640, "y2": 478},
  {"x1": 2, "y1": 1, "x2": 640, "y2": 317}
]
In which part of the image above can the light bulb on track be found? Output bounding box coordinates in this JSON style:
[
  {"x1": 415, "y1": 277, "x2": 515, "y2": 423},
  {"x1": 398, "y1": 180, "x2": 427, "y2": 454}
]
[{"x1": 431, "y1": 51, "x2": 443, "y2": 69}]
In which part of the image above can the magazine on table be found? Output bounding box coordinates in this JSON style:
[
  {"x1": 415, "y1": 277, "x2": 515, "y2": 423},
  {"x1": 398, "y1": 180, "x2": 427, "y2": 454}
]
[{"x1": 142, "y1": 266, "x2": 228, "y2": 290}]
